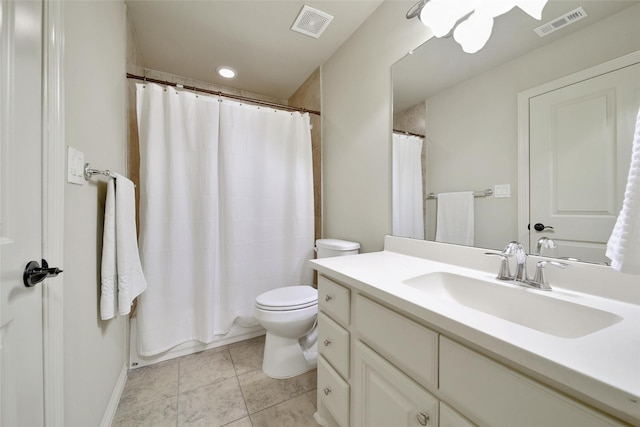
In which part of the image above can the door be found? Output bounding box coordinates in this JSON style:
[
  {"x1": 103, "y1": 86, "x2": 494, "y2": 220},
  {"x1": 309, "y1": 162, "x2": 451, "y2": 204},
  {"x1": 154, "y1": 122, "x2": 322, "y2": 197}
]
[
  {"x1": 353, "y1": 341, "x2": 438, "y2": 427},
  {"x1": 0, "y1": 0, "x2": 45, "y2": 426},
  {"x1": 529, "y1": 62, "x2": 640, "y2": 264}
]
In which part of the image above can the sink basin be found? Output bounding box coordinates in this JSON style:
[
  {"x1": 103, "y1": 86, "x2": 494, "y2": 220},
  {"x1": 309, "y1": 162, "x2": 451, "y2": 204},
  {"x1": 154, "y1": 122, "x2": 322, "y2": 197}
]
[{"x1": 403, "y1": 272, "x2": 622, "y2": 338}]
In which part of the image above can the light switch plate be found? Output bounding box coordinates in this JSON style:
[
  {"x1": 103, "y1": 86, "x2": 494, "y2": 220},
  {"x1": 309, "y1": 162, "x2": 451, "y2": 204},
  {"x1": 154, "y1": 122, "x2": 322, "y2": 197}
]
[
  {"x1": 67, "y1": 146, "x2": 85, "y2": 185},
  {"x1": 494, "y1": 184, "x2": 510, "y2": 198}
]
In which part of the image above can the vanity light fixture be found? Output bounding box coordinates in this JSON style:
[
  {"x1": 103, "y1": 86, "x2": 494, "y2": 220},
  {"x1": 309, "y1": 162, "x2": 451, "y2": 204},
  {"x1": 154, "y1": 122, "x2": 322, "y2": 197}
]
[
  {"x1": 216, "y1": 66, "x2": 237, "y2": 79},
  {"x1": 407, "y1": 0, "x2": 549, "y2": 53}
]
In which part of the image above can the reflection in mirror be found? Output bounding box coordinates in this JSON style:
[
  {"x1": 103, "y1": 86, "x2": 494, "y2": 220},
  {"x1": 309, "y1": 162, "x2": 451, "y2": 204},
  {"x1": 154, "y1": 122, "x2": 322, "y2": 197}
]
[
  {"x1": 392, "y1": 131, "x2": 425, "y2": 240},
  {"x1": 392, "y1": 0, "x2": 640, "y2": 264}
]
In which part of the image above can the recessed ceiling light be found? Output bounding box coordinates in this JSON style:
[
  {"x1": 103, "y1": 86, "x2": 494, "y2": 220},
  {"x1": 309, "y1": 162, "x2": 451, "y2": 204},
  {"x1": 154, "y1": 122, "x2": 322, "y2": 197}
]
[{"x1": 216, "y1": 66, "x2": 237, "y2": 79}]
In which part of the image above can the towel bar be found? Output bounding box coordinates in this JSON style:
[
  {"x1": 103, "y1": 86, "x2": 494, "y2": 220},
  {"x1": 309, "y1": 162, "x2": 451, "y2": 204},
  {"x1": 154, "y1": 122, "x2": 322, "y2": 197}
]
[
  {"x1": 426, "y1": 188, "x2": 493, "y2": 199},
  {"x1": 84, "y1": 163, "x2": 115, "y2": 181}
]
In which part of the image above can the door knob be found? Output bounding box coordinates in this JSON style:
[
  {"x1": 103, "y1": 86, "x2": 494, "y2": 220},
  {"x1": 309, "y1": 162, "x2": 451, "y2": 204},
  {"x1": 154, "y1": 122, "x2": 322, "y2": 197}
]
[
  {"x1": 416, "y1": 412, "x2": 430, "y2": 426},
  {"x1": 529, "y1": 223, "x2": 554, "y2": 232},
  {"x1": 23, "y1": 259, "x2": 63, "y2": 287}
]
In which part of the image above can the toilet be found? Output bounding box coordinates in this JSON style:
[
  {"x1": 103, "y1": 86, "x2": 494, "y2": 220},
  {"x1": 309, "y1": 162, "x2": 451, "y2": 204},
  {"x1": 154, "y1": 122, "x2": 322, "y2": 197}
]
[{"x1": 254, "y1": 238, "x2": 360, "y2": 379}]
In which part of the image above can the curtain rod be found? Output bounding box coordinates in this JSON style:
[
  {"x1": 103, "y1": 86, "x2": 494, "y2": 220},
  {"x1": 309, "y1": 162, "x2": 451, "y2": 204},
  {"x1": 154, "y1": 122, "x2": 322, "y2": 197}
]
[
  {"x1": 126, "y1": 73, "x2": 321, "y2": 116},
  {"x1": 393, "y1": 128, "x2": 425, "y2": 138}
]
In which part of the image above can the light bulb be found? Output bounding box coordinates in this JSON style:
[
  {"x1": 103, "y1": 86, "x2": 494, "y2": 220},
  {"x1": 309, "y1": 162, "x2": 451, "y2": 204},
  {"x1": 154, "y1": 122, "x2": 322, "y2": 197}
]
[
  {"x1": 453, "y1": 11, "x2": 494, "y2": 54},
  {"x1": 216, "y1": 66, "x2": 237, "y2": 79}
]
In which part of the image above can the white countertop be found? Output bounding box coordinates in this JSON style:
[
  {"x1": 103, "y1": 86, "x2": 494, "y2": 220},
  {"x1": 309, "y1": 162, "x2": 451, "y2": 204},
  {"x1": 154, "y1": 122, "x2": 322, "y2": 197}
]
[{"x1": 310, "y1": 242, "x2": 640, "y2": 424}]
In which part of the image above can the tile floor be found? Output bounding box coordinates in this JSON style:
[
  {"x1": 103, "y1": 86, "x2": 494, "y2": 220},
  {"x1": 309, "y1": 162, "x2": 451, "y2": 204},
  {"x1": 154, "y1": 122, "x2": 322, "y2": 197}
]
[{"x1": 113, "y1": 336, "x2": 321, "y2": 427}]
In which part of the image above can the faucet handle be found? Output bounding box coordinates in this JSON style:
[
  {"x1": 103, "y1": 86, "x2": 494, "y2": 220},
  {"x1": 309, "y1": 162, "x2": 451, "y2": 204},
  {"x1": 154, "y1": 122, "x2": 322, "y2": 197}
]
[
  {"x1": 485, "y1": 252, "x2": 512, "y2": 280},
  {"x1": 502, "y1": 241, "x2": 525, "y2": 253},
  {"x1": 530, "y1": 260, "x2": 570, "y2": 290}
]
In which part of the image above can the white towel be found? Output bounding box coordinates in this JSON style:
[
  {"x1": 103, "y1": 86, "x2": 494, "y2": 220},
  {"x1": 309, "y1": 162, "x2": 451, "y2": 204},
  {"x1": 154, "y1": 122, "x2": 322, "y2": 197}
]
[
  {"x1": 100, "y1": 173, "x2": 148, "y2": 320},
  {"x1": 435, "y1": 191, "x2": 475, "y2": 246},
  {"x1": 606, "y1": 107, "x2": 640, "y2": 275},
  {"x1": 100, "y1": 179, "x2": 117, "y2": 319}
]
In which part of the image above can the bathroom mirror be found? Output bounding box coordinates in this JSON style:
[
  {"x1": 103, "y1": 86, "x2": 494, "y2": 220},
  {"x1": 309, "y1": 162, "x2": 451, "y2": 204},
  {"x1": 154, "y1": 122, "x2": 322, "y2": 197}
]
[{"x1": 392, "y1": 0, "x2": 640, "y2": 264}]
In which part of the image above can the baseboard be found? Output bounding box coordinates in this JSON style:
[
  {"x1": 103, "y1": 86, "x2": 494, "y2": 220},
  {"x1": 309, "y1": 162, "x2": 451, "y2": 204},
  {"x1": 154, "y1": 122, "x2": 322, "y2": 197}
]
[{"x1": 100, "y1": 364, "x2": 128, "y2": 427}]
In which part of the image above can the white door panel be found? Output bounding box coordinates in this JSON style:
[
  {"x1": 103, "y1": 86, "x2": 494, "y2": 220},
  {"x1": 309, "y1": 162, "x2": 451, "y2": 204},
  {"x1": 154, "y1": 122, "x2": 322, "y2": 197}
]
[
  {"x1": 529, "y1": 62, "x2": 640, "y2": 263},
  {"x1": 0, "y1": 0, "x2": 45, "y2": 425}
]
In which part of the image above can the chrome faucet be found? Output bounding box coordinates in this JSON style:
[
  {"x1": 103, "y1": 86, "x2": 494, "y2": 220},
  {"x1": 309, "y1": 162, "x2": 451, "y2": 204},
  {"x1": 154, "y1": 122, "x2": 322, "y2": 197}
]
[
  {"x1": 535, "y1": 236, "x2": 556, "y2": 255},
  {"x1": 484, "y1": 252, "x2": 512, "y2": 280},
  {"x1": 485, "y1": 241, "x2": 527, "y2": 282},
  {"x1": 485, "y1": 241, "x2": 569, "y2": 291},
  {"x1": 528, "y1": 260, "x2": 569, "y2": 291},
  {"x1": 502, "y1": 241, "x2": 528, "y2": 282}
]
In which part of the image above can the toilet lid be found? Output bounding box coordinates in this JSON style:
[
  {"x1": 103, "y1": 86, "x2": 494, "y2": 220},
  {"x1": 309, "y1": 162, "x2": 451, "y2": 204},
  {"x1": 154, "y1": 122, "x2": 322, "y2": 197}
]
[{"x1": 256, "y1": 285, "x2": 318, "y2": 310}]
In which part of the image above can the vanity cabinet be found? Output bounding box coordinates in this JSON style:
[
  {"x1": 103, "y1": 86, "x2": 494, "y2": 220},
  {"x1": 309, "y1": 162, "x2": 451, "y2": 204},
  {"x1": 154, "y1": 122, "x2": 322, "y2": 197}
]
[{"x1": 315, "y1": 272, "x2": 629, "y2": 427}]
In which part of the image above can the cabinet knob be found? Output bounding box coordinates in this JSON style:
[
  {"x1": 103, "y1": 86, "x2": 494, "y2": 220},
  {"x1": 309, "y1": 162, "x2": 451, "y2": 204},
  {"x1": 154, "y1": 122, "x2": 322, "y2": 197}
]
[
  {"x1": 416, "y1": 412, "x2": 430, "y2": 426},
  {"x1": 323, "y1": 387, "x2": 331, "y2": 396},
  {"x1": 323, "y1": 339, "x2": 331, "y2": 347},
  {"x1": 325, "y1": 295, "x2": 333, "y2": 302}
]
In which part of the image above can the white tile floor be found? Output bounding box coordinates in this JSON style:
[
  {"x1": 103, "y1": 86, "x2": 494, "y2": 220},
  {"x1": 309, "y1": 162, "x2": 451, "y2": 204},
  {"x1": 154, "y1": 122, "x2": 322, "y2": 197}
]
[{"x1": 113, "y1": 336, "x2": 321, "y2": 427}]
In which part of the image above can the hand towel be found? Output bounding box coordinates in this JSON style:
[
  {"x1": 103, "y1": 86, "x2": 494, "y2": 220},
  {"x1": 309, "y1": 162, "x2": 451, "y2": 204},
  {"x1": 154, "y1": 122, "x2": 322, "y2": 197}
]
[
  {"x1": 435, "y1": 191, "x2": 475, "y2": 246},
  {"x1": 100, "y1": 179, "x2": 117, "y2": 319},
  {"x1": 606, "y1": 107, "x2": 640, "y2": 275},
  {"x1": 100, "y1": 173, "x2": 148, "y2": 320}
]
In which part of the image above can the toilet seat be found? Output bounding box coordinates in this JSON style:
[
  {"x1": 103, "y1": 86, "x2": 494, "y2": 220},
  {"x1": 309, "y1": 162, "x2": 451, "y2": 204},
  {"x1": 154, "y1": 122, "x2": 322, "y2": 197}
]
[{"x1": 256, "y1": 285, "x2": 318, "y2": 311}]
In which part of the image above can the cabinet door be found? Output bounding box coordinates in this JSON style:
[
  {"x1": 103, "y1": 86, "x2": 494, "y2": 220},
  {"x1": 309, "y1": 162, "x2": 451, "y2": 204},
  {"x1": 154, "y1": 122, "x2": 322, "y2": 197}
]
[
  {"x1": 354, "y1": 341, "x2": 438, "y2": 427},
  {"x1": 440, "y1": 402, "x2": 476, "y2": 427}
]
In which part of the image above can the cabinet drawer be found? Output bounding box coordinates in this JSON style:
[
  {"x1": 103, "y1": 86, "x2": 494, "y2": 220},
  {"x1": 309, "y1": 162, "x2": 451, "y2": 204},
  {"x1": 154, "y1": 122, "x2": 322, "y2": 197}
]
[
  {"x1": 440, "y1": 337, "x2": 625, "y2": 427},
  {"x1": 355, "y1": 295, "x2": 438, "y2": 390},
  {"x1": 440, "y1": 402, "x2": 476, "y2": 427},
  {"x1": 318, "y1": 355, "x2": 350, "y2": 427},
  {"x1": 318, "y1": 312, "x2": 350, "y2": 378},
  {"x1": 318, "y1": 275, "x2": 350, "y2": 325}
]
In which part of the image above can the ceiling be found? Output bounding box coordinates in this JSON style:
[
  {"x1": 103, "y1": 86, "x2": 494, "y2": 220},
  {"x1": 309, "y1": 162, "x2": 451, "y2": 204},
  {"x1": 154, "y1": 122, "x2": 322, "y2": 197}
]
[
  {"x1": 393, "y1": 0, "x2": 640, "y2": 112},
  {"x1": 126, "y1": 0, "x2": 384, "y2": 101}
]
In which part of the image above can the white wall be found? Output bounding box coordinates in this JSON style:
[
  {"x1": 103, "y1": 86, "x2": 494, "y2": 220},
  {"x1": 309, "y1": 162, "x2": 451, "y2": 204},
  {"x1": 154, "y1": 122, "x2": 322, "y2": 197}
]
[
  {"x1": 63, "y1": 1, "x2": 127, "y2": 425},
  {"x1": 321, "y1": 1, "x2": 432, "y2": 252},
  {"x1": 424, "y1": 4, "x2": 640, "y2": 250}
]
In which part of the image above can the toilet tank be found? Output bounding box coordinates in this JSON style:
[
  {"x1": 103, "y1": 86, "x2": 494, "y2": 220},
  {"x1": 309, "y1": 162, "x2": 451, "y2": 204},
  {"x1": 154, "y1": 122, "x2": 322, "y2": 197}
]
[{"x1": 315, "y1": 239, "x2": 360, "y2": 258}]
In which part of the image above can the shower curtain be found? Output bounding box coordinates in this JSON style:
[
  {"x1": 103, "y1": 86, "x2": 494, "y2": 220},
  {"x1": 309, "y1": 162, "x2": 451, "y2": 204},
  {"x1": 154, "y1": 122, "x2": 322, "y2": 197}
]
[
  {"x1": 392, "y1": 133, "x2": 425, "y2": 239},
  {"x1": 135, "y1": 83, "x2": 314, "y2": 356}
]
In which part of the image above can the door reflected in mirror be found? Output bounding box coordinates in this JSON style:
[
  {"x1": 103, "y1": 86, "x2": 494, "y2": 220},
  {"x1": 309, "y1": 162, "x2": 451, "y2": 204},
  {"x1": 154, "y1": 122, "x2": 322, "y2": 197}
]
[{"x1": 392, "y1": 0, "x2": 640, "y2": 264}]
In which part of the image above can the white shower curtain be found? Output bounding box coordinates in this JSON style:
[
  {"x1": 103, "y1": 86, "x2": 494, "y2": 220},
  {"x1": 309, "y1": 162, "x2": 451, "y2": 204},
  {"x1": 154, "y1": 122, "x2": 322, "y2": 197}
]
[
  {"x1": 392, "y1": 133, "x2": 425, "y2": 239},
  {"x1": 135, "y1": 83, "x2": 314, "y2": 356}
]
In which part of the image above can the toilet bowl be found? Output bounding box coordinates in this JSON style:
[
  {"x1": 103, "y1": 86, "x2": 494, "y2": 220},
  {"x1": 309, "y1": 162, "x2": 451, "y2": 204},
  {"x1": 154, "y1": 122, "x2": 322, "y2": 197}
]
[
  {"x1": 254, "y1": 239, "x2": 360, "y2": 379},
  {"x1": 254, "y1": 285, "x2": 318, "y2": 379}
]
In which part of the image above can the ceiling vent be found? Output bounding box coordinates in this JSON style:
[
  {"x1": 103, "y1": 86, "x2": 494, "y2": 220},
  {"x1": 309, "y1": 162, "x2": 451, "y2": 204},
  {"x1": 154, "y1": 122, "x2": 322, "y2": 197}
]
[
  {"x1": 291, "y1": 5, "x2": 334, "y2": 39},
  {"x1": 534, "y1": 7, "x2": 588, "y2": 37}
]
